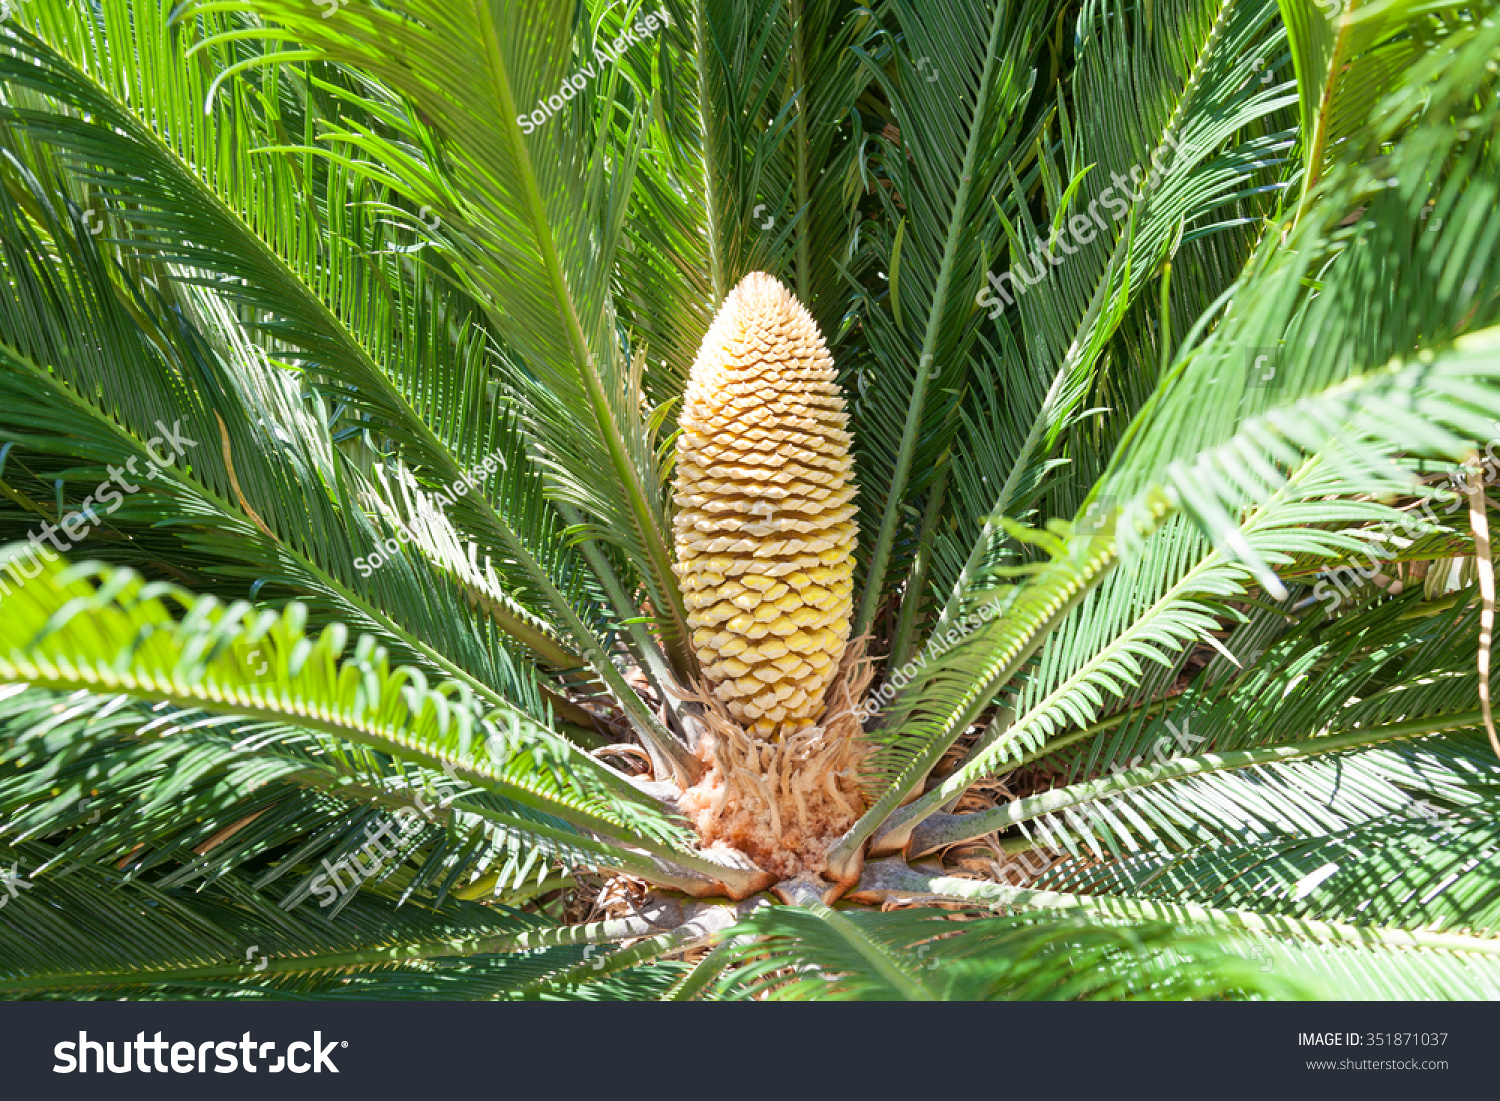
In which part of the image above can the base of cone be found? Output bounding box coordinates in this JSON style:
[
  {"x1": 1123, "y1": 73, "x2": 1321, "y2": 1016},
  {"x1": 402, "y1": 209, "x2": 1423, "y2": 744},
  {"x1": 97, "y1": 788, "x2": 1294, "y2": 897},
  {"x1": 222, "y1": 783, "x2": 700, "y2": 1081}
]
[{"x1": 674, "y1": 641, "x2": 875, "y2": 882}]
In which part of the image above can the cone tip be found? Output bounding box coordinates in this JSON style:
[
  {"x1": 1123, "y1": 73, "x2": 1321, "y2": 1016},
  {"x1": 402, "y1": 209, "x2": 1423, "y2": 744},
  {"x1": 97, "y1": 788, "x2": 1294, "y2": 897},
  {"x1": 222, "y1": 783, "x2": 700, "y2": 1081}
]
[{"x1": 727, "y1": 270, "x2": 795, "y2": 310}]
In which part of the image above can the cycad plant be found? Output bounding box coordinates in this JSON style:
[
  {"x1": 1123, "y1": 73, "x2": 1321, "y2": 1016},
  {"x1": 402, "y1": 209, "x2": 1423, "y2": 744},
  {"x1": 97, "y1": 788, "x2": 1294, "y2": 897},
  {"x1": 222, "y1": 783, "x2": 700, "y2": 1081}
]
[{"x1": 1, "y1": 0, "x2": 1499, "y2": 1000}]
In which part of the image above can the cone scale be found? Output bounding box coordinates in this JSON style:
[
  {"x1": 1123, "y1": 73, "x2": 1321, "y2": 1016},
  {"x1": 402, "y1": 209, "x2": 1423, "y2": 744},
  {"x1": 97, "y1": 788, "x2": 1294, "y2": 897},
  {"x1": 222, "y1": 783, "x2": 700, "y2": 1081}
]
[{"x1": 672, "y1": 273, "x2": 857, "y2": 739}]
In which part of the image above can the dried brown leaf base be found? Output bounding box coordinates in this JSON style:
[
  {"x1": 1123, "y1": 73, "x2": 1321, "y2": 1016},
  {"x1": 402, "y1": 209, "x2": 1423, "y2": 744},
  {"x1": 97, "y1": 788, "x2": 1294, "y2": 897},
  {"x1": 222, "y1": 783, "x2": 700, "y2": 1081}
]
[{"x1": 676, "y1": 641, "x2": 875, "y2": 883}]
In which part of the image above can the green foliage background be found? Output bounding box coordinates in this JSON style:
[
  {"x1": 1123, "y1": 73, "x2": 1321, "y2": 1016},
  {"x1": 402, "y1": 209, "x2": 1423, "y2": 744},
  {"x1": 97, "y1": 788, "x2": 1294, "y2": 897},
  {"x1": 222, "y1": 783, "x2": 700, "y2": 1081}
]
[{"x1": 0, "y1": 0, "x2": 1497, "y2": 999}]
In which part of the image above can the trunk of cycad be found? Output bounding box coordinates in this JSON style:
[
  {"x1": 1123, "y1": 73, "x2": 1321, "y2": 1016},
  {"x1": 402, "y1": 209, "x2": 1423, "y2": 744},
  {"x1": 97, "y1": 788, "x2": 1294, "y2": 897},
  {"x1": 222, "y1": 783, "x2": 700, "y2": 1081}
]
[{"x1": 671, "y1": 272, "x2": 869, "y2": 882}]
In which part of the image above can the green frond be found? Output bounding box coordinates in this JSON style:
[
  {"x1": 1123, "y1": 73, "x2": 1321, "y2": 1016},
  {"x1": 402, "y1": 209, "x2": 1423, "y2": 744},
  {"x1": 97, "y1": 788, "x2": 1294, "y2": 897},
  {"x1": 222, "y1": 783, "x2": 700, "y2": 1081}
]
[
  {"x1": 0, "y1": 551, "x2": 714, "y2": 873},
  {"x1": 705, "y1": 902, "x2": 1314, "y2": 1000},
  {"x1": 857, "y1": 858, "x2": 1500, "y2": 998},
  {"x1": 193, "y1": 0, "x2": 696, "y2": 680}
]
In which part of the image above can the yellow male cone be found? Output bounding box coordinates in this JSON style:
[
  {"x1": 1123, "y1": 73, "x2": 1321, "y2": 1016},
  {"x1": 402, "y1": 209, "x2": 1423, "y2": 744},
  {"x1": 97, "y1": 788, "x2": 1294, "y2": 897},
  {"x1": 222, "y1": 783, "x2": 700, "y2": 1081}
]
[{"x1": 673, "y1": 272, "x2": 857, "y2": 739}]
